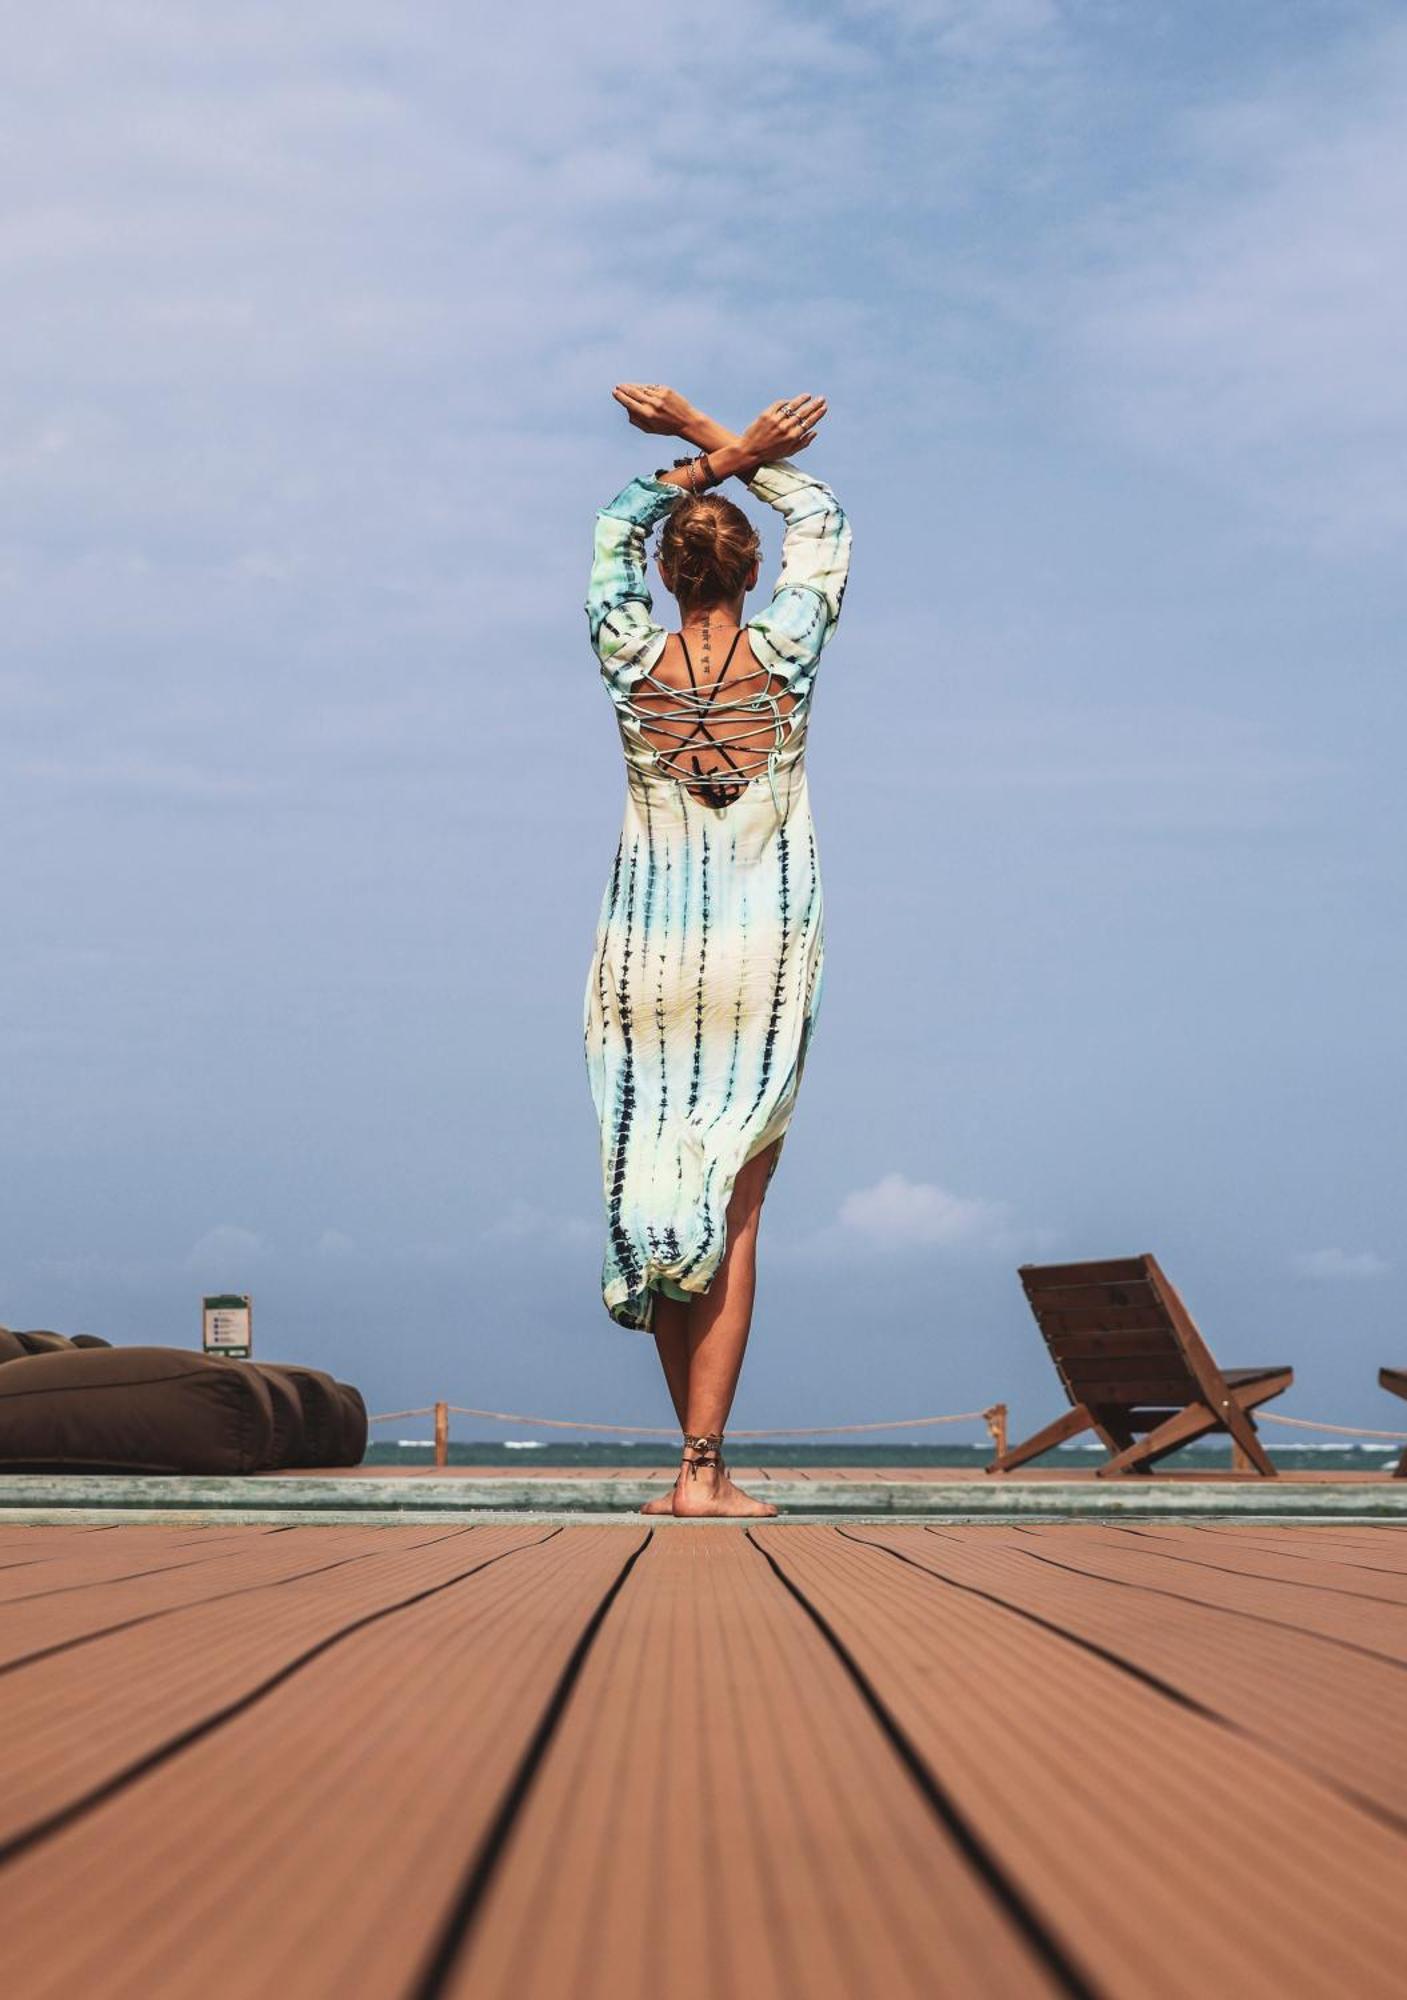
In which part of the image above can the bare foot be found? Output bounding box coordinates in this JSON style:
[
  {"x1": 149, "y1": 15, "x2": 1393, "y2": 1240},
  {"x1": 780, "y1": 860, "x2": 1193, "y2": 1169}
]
[
  {"x1": 672, "y1": 1466, "x2": 779, "y2": 1520},
  {"x1": 639, "y1": 1485, "x2": 676, "y2": 1516}
]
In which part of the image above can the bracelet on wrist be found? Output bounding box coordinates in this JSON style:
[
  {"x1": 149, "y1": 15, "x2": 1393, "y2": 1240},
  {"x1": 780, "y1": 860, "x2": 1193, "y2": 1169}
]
[{"x1": 660, "y1": 452, "x2": 722, "y2": 494}]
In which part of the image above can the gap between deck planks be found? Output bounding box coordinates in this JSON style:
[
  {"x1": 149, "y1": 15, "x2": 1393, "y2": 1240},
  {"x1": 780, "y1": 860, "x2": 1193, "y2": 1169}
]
[{"x1": 0, "y1": 1526, "x2": 1405, "y2": 1999}]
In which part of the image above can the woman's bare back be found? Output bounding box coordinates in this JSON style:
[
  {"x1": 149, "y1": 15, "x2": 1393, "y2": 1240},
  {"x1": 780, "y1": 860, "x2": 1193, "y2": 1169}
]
[{"x1": 629, "y1": 622, "x2": 800, "y2": 807}]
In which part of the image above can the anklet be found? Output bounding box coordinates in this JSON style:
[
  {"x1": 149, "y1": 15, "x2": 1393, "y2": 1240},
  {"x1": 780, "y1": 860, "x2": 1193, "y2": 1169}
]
[{"x1": 681, "y1": 1431, "x2": 724, "y2": 1478}]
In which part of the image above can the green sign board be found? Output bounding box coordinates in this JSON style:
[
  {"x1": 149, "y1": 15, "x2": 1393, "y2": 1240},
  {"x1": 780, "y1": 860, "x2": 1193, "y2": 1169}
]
[{"x1": 203, "y1": 1293, "x2": 252, "y2": 1360}]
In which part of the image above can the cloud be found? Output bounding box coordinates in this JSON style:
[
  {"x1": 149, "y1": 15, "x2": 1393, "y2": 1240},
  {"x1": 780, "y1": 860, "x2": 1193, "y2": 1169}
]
[
  {"x1": 1066, "y1": 23, "x2": 1407, "y2": 552},
  {"x1": 184, "y1": 1223, "x2": 264, "y2": 1274},
  {"x1": 1292, "y1": 1248, "x2": 1390, "y2": 1283},
  {"x1": 838, "y1": 1172, "x2": 1047, "y2": 1253}
]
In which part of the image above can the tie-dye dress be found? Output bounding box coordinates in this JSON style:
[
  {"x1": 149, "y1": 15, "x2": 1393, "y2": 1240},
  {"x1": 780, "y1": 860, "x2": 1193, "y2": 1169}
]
[{"x1": 584, "y1": 459, "x2": 851, "y2": 1330}]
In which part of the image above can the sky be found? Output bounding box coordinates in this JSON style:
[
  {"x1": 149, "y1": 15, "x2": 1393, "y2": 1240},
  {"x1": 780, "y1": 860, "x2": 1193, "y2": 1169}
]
[{"x1": 3, "y1": 0, "x2": 1404, "y2": 1443}]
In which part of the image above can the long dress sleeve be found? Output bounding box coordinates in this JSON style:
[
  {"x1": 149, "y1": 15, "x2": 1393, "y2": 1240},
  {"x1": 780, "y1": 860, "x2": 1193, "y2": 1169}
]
[
  {"x1": 744, "y1": 461, "x2": 852, "y2": 691},
  {"x1": 585, "y1": 474, "x2": 682, "y2": 691}
]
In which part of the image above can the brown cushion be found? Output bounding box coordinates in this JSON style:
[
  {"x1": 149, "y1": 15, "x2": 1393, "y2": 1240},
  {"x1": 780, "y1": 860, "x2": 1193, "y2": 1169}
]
[
  {"x1": 331, "y1": 1382, "x2": 369, "y2": 1466},
  {"x1": 258, "y1": 1364, "x2": 352, "y2": 1466},
  {"x1": 0, "y1": 1328, "x2": 27, "y2": 1364},
  {"x1": 70, "y1": 1335, "x2": 113, "y2": 1350},
  {"x1": 244, "y1": 1366, "x2": 308, "y2": 1469},
  {"x1": 0, "y1": 1348, "x2": 276, "y2": 1475}
]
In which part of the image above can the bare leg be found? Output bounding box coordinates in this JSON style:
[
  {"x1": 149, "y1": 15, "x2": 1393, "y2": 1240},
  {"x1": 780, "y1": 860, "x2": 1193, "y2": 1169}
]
[
  {"x1": 639, "y1": 1295, "x2": 691, "y2": 1515},
  {"x1": 653, "y1": 1297, "x2": 690, "y2": 1425},
  {"x1": 673, "y1": 1142, "x2": 780, "y2": 1520}
]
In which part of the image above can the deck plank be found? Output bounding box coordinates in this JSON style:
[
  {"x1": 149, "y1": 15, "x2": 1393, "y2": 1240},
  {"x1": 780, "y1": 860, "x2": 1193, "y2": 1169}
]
[
  {"x1": 0, "y1": 1524, "x2": 369, "y2": 1609},
  {"x1": 0, "y1": 1526, "x2": 114, "y2": 1552},
  {"x1": 0, "y1": 1524, "x2": 551, "y2": 1851},
  {"x1": 0, "y1": 1524, "x2": 471, "y2": 1671},
  {"x1": 447, "y1": 1528, "x2": 1055, "y2": 2000},
  {"x1": 1132, "y1": 1524, "x2": 1407, "y2": 1574},
  {"x1": 855, "y1": 1525, "x2": 1407, "y2": 1821},
  {"x1": 1044, "y1": 1523, "x2": 1407, "y2": 1604},
  {"x1": 759, "y1": 1525, "x2": 1407, "y2": 1999},
  {"x1": 1002, "y1": 1524, "x2": 1407, "y2": 1660},
  {"x1": 0, "y1": 1527, "x2": 643, "y2": 2000}
]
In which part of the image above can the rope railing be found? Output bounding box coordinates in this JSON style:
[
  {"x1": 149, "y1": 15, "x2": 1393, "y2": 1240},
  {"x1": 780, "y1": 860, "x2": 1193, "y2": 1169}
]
[
  {"x1": 1260, "y1": 1412, "x2": 1407, "y2": 1442},
  {"x1": 365, "y1": 1401, "x2": 1009, "y2": 1467},
  {"x1": 365, "y1": 1399, "x2": 1407, "y2": 1469},
  {"x1": 449, "y1": 1406, "x2": 996, "y2": 1438}
]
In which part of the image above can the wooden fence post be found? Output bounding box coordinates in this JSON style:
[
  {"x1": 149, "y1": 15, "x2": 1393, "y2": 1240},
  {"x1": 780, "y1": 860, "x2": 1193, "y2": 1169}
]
[
  {"x1": 434, "y1": 1401, "x2": 449, "y2": 1469},
  {"x1": 983, "y1": 1403, "x2": 1008, "y2": 1463}
]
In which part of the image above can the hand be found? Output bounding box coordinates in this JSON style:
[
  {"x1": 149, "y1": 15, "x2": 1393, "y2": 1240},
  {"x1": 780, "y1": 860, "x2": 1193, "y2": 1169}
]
[
  {"x1": 612, "y1": 383, "x2": 698, "y2": 437},
  {"x1": 738, "y1": 395, "x2": 827, "y2": 463}
]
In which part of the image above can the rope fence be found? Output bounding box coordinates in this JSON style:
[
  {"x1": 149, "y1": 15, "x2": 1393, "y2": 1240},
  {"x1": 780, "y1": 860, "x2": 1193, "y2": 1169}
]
[
  {"x1": 366, "y1": 1401, "x2": 1010, "y2": 1466},
  {"x1": 1260, "y1": 1412, "x2": 1407, "y2": 1442},
  {"x1": 366, "y1": 1400, "x2": 1407, "y2": 1468}
]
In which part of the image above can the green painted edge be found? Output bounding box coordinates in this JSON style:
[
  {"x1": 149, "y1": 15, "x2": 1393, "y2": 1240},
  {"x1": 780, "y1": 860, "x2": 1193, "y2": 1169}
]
[{"x1": 2, "y1": 1475, "x2": 1407, "y2": 1521}]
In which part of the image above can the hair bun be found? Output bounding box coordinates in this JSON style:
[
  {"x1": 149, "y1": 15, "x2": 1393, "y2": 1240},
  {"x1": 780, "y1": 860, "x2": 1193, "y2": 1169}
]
[{"x1": 659, "y1": 496, "x2": 761, "y2": 611}]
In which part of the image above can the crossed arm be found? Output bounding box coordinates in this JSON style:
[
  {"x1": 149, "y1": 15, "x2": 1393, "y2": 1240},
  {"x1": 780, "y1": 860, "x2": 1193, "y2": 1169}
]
[
  {"x1": 589, "y1": 386, "x2": 851, "y2": 689},
  {"x1": 611, "y1": 386, "x2": 827, "y2": 490}
]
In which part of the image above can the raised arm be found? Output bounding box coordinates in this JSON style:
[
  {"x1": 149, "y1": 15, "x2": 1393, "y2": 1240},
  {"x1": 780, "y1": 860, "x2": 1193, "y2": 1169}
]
[
  {"x1": 611, "y1": 386, "x2": 827, "y2": 490},
  {"x1": 584, "y1": 414, "x2": 770, "y2": 678},
  {"x1": 743, "y1": 460, "x2": 851, "y2": 685},
  {"x1": 585, "y1": 474, "x2": 679, "y2": 682},
  {"x1": 589, "y1": 388, "x2": 845, "y2": 685}
]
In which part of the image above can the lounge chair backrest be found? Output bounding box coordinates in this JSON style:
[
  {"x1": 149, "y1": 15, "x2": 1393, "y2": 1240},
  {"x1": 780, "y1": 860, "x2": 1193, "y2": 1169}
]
[{"x1": 1019, "y1": 1255, "x2": 1218, "y2": 1412}]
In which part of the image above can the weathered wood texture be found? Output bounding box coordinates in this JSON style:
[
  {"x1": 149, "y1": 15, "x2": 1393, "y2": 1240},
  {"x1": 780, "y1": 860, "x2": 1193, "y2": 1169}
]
[{"x1": 1, "y1": 1523, "x2": 1405, "y2": 1999}]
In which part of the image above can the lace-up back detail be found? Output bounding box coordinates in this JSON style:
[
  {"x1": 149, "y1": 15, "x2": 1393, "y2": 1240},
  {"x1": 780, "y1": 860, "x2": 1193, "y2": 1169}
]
[{"x1": 622, "y1": 629, "x2": 804, "y2": 810}]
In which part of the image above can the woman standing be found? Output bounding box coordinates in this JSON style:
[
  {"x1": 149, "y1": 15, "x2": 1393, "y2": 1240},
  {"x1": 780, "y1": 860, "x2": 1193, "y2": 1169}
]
[{"x1": 585, "y1": 386, "x2": 851, "y2": 1518}]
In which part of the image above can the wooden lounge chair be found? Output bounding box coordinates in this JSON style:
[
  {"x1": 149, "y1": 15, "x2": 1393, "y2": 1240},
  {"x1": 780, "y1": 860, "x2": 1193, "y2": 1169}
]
[
  {"x1": 1377, "y1": 1369, "x2": 1407, "y2": 1478},
  {"x1": 990, "y1": 1254, "x2": 1293, "y2": 1477}
]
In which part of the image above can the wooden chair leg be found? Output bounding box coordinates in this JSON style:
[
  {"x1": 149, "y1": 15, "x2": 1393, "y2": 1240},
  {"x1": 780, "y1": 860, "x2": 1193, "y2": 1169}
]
[
  {"x1": 1088, "y1": 1405, "x2": 1151, "y2": 1474},
  {"x1": 989, "y1": 1404, "x2": 1096, "y2": 1474},
  {"x1": 1218, "y1": 1375, "x2": 1293, "y2": 1477},
  {"x1": 1218, "y1": 1397, "x2": 1276, "y2": 1477},
  {"x1": 1098, "y1": 1377, "x2": 1288, "y2": 1478},
  {"x1": 1096, "y1": 1401, "x2": 1218, "y2": 1477}
]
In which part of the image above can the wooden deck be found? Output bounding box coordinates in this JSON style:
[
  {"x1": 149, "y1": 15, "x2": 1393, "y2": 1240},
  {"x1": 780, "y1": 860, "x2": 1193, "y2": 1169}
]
[{"x1": 1, "y1": 1522, "x2": 1405, "y2": 1997}]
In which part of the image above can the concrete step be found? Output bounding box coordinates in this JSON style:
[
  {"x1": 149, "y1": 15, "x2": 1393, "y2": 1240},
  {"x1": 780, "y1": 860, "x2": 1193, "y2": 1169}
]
[{"x1": 1, "y1": 1472, "x2": 1406, "y2": 1523}]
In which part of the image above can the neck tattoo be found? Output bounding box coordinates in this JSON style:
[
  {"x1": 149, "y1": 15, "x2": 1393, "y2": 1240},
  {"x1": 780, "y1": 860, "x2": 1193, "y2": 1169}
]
[{"x1": 699, "y1": 611, "x2": 713, "y2": 680}]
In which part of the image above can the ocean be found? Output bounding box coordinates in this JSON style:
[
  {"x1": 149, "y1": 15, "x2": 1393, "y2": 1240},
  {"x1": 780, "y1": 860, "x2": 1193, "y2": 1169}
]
[{"x1": 364, "y1": 1439, "x2": 1395, "y2": 1475}]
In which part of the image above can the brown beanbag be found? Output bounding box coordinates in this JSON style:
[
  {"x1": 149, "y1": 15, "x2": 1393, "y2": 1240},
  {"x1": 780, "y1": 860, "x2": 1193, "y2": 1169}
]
[
  {"x1": 0, "y1": 1348, "x2": 276, "y2": 1475},
  {"x1": 244, "y1": 1365, "x2": 309, "y2": 1469},
  {"x1": 332, "y1": 1381, "x2": 368, "y2": 1466},
  {"x1": 258, "y1": 1363, "x2": 363, "y2": 1467},
  {"x1": 0, "y1": 1331, "x2": 111, "y2": 1359}
]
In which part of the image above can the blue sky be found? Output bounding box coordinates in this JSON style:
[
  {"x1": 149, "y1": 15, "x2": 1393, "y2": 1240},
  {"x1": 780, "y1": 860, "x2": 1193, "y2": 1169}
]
[{"x1": 4, "y1": 0, "x2": 1404, "y2": 1441}]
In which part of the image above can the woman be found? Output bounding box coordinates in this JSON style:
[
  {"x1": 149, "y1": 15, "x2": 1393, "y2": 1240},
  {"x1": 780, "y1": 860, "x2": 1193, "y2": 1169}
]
[{"x1": 585, "y1": 385, "x2": 851, "y2": 1518}]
